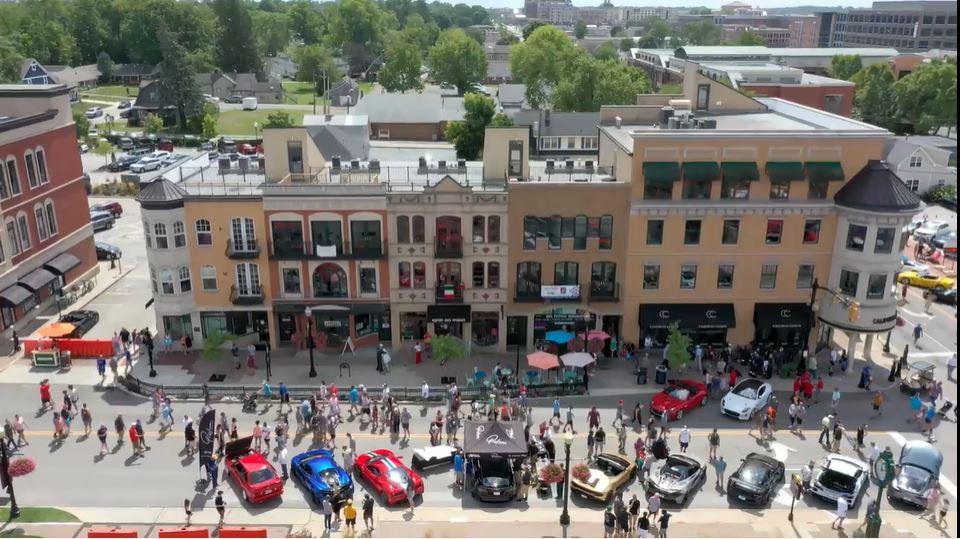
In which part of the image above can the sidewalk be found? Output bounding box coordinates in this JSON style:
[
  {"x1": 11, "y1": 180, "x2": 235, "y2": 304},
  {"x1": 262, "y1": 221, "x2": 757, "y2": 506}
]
[{"x1": 0, "y1": 506, "x2": 952, "y2": 538}]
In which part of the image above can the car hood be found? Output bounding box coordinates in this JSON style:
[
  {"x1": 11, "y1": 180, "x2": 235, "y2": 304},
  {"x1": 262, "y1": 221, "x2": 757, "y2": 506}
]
[
  {"x1": 650, "y1": 393, "x2": 680, "y2": 410},
  {"x1": 572, "y1": 468, "x2": 612, "y2": 493},
  {"x1": 892, "y1": 465, "x2": 934, "y2": 495},
  {"x1": 649, "y1": 472, "x2": 692, "y2": 492},
  {"x1": 722, "y1": 392, "x2": 755, "y2": 412}
]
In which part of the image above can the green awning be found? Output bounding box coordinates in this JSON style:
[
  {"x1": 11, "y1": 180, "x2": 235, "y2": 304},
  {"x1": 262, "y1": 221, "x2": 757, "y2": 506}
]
[
  {"x1": 806, "y1": 161, "x2": 845, "y2": 183},
  {"x1": 643, "y1": 162, "x2": 680, "y2": 184},
  {"x1": 766, "y1": 161, "x2": 805, "y2": 182},
  {"x1": 682, "y1": 162, "x2": 720, "y2": 182},
  {"x1": 721, "y1": 161, "x2": 760, "y2": 182}
]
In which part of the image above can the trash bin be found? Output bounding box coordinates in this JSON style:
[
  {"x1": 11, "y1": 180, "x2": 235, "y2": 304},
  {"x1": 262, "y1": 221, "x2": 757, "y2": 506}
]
[
  {"x1": 655, "y1": 365, "x2": 668, "y2": 385},
  {"x1": 636, "y1": 367, "x2": 648, "y2": 385}
]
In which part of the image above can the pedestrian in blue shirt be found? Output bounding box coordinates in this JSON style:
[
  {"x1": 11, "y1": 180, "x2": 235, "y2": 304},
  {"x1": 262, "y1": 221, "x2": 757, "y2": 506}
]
[
  {"x1": 96, "y1": 357, "x2": 107, "y2": 383},
  {"x1": 278, "y1": 382, "x2": 289, "y2": 412},
  {"x1": 550, "y1": 398, "x2": 561, "y2": 428},
  {"x1": 453, "y1": 451, "x2": 464, "y2": 489}
]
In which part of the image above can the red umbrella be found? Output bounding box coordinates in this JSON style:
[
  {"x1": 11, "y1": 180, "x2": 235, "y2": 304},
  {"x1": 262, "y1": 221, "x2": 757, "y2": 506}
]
[{"x1": 526, "y1": 351, "x2": 560, "y2": 370}]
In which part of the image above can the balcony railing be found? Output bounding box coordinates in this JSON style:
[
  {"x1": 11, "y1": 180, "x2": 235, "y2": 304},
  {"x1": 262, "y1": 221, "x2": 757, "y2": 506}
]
[
  {"x1": 514, "y1": 286, "x2": 542, "y2": 303},
  {"x1": 588, "y1": 282, "x2": 620, "y2": 303},
  {"x1": 350, "y1": 241, "x2": 384, "y2": 259},
  {"x1": 434, "y1": 236, "x2": 463, "y2": 258},
  {"x1": 268, "y1": 240, "x2": 386, "y2": 259},
  {"x1": 435, "y1": 281, "x2": 464, "y2": 303},
  {"x1": 269, "y1": 239, "x2": 305, "y2": 258},
  {"x1": 226, "y1": 239, "x2": 260, "y2": 259},
  {"x1": 230, "y1": 284, "x2": 264, "y2": 305},
  {"x1": 313, "y1": 290, "x2": 349, "y2": 299}
]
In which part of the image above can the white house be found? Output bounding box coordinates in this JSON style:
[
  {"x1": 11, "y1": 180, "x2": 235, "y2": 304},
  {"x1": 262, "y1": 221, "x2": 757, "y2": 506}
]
[{"x1": 883, "y1": 136, "x2": 957, "y2": 195}]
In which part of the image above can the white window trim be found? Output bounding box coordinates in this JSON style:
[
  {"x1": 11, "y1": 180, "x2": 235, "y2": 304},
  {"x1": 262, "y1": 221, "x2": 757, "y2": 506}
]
[
  {"x1": 4, "y1": 217, "x2": 20, "y2": 256},
  {"x1": 159, "y1": 268, "x2": 176, "y2": 295},
  {"x1": 281, "y1": 266, "x2": 302, "y2": 297},
  {"x1": 33, "y1": 203, "x2": 49, "y2": 242},
  {"x1": 172, "y1": 221, "x2": 186, "y2": 249},
  {"x1": 153, "y1": 222, "x2": 169, "y2": 249},
  {"x1": 200, "y1": 265, "x2": 218, "y2": 291},
  {"x1": 540, "y1": 136, "x2": 561, "y2": 150},
  {"x1": 44, "y1": 198, "x2": 57, "y2": 236},
  {"x1": 23, "y1": 150, "x2": 39, "y2": 189},
  {"x1": 177, "y1": 265, "x2": 192, "y2": 293},
  {"x1": 34, "y1": 146, "x2": 49, "y2": 184},
  {"x1": 15, "y1": 211, "x2": 30, "y2": 251},
  {"x1": 195, "y1": 219, "x2": 212, "y2": 246},
  {"x1": 5, "y1": 157, "x2": 21, "y2": 197}
]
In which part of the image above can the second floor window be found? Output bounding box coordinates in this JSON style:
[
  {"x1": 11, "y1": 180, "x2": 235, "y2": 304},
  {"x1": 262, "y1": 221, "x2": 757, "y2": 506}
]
[
  {"x1": 396, "y1": 216, "x2": 410, "y2": 243},
  {"x1": 313, "y1": 263, "x2": 346, "y2": 297},
  {"x1": 797, "y1": 264, "x2": 815, "y2": 289},
  {"x1": 195, "y1": 220, "x2": 212, "y2": 245},
  {"x1": 718, "y1": 265, "x2": 734, "y2": 289},
  {"x1": 647, "y1": 219, "x2": 664, "y2": 245},
  {"x1": 236, "y1": 263, "x2": 262, "y2": 295},
  {"x1": 643, "y1": 265, "x2": 659, "y2": 289},
  {"x1": 516, "y1": 262, "x2": 541, "y2": 295},
  {"x1": 722, "y1": 220, "x2": 740, "y2": 245},
  {"x1": 760, "y1": 264, "x2": 778, "y2": 289},
  {"x1": 154, "y1": 223, "x2": 169, "y2": 249},
  {"x1": 230, "y1": 217, "x2": 256, "y2": 251},
  {"x1": 173, "y1": 221, "x2": 186, "y2": 248},
  {"x1": 554, "y1": 262, "x2": 579, "y2": 286},
  {"x1": 488, "y1": 216, "x2": 500, "y2": 243},
  {"x1": 684, "y1": 220, "x2": 701, "y2": 245},
  {"x1": 803, "y1": 220, "x2": 821, "y2": 244},
  {"x1": 839, "y1": 269, "x2": 859, "y2": 297},
  {"x1": 909, "y1": 155, "x2": 922, "y2": 167},
  {"x1": 875, "y1": 227, "x2": 896, "y2": 254},
  {"x1": 846, "y1": 224, "x2": 867, "y2": 252},
  {"x1": 591, "y1": 262, "x2": 616, "y2": 294},
  {"x1": 766, "y1": 219, "x2": 783, "y2": 245},
  {"x1": 473, "y1": 216, "x2": 485, "y2": 243}
]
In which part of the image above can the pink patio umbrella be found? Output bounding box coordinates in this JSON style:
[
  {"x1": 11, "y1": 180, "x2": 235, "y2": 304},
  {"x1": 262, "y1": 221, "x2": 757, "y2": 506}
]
[
  {"x1": 586, "y1": 329, "x2": 611, "y2": 341},
  {"x1": 527, "y1": 350, "x2": 561, "y2": 370}
]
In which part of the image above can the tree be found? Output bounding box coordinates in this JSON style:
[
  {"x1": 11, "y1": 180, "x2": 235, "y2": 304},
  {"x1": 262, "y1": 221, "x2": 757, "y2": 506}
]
[
  {"x1": 72, "y1": 110, "x2": 90, "y2": 139},
  {"x1": 829, "y1": 54, "x2": 862, "y2": 81},
  {"x1": 894, "y1": 61, "x2": 957, "y2": 135},
  {"x1": 644, "y1": 18, "x2": 673, "y2": 47},
  {"x1": 144, "y1": 113, "x2": 164, "y2": 134},
  {"x1": 213, "y1": 0, "x2": 262, "y2": 75},
  {"x1": 553, "y1": 55, "x2": 650, "y2": 112},
  {"x1": 610, "y1": 26, "x2": 624, "y2": 37},
  {"x1": 852, "y1": 63, "x2": 897, "y2": 130},
  {"x1": 574, "y1": 20, "x2": 587, "y2": 40},
  {"x1": 202, "y1": 330, "x2": 227, "y2": 361},
  {"x1": 521, "y1": 20, "x2": 548, "y2": 40},
  {"x1": 0, "y1": 36, "x2": 25, "y2": 83},
  {"x1": 509, "y1": 24, "x2": 579, "y2": 109},
  {"x1": 664, "y1": 323, "x2": 692, "y2": 371},
  {"x1": 427, "y1": 29, "x2": 486, "y2": 96},
  {"x1": 398, "y1": 14, "x2": 439, "y2": 52},
  {"x1": 287, "y1": 0, "x2": 326, "y2": 45},
  {"x1": 496, "y1": 25, "x2": 518, "y2": 45},
  {"x1": 444, "y1": 93, "x2": 497, "y2": 160},
  {"x1": 293, "y1": 44, "x2": 340, "y2": 92},
  {"x1": 93, "y1": 140, "x2": 114, "y2": 166},
  {"x1": 490, "y1": 113, "x2": 513, "y2": 127},
  {"x1": 684, "y1": 20, "x2": 721, "y2": 45},
  {"x1": 327, "y1": 0, "x2": 389, "y2": 54},
  {"x1": 593, "y1": 42, "x2": 618, "y2": 61},
  {"x1": 69, "y1": 0, "x2": 110, "y2": 63},
  {"x1": 619, "y1": 38, "x2": 635, "y2": 52},
  {"x1": 251, "y1": 11, "x2": 292, "y2": 56},
  {"x1": 201, "y1": 114, "x2": 218, "y2": 138},
  {"x1": 264, "y1": 110, "x2": 295, "y2": 128},
  {"x1": 15, "y1": 0, "x2": 77, "y2": 65},
  {"x1": 96, "y1": 51, "x2": 114, "y2": 82},
  {"x1": 688, "y1": 6, "x2": 713, "y2": 15},
  {"x1": 430, "y1": 334, "x2": 465, "y2": 365},
  {"x1": 736, "y1": 29, "x2": 766, "y2": 46},
  {"x1": 157, "y1": 23, "x2": 201, "y2": 130},
  {"x1": 378, "y1": 40, "x2": 423, "y2": 93},
  {"x1": 926, "y1": 184, "x2": 956, "y2": 204}
]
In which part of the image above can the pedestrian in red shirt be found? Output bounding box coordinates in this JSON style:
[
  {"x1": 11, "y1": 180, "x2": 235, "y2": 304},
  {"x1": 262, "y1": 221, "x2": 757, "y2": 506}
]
[
  {"x1": 39, "y1": 380, "x2": 52, "y2": 412},
  {"x1": 128, "y1": 424, "x2": 141, "y2": 456},
  {"x1": 729, "y1": 369, "x2": 739, "y2": 388},
  {"x1": 793, "y1": 377, "x2": 802, "y2": 395}
]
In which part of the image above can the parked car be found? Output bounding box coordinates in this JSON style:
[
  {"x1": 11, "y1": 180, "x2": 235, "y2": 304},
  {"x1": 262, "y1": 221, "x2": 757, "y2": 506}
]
[
  {"x1": 222, "y1": 139, "x2": 237, "y2": 153},
  {"x1": 929, "y1": 287, "x2": 956, "y2": 305},
  {"x1": 203, "y1": 94, "x2": 220, "y2": 104},
  {"x1": 95, "y1": 241, "x2": 122, "y2": 261},
  {"x1": 127, "y1": 147, "x2": 152, "y2": 158},
  {"x1": 78, "y1": 143, "x2": 89, "y2": 154},
  {"x1": 914, "y1": 220, "x2": 951, "y2": 241},
  {"x1": 239, "y1": 143, "x2": 260, "y2": 155},
  {"x1": 291, "y1": 449, "x2": 354, "y2": 506},
  {"x1": 646, "y1": 454, "x2": 705, "y2": 504},
  {"x1": 470, "y1": 456, "x2": 517, "y2": 502},
  {"x1": 887, "y1": 441, "x2": 942, "y2": 507},
  {"x1": 224, "y1": 95, "x2": 243, "y2": 104},
  {"x1": 570, "y1": 453, "x2": 636, "y2": 503},
  {"x1": 727, "y1": 453, "x2": 785, "y2": 506},
  {"x1": 90, "y1": 211, "x2": 115, "y2": 231},
  {"x1": 58, "y1": 310, "x2": 100, "y2": 337},
  {"x1": 107, "y1": 155, "x2": 138, "y2": 172},
  {"x1": 117, "y1": 137, "x2": 135, "y2": 150},
  {"x1": 900, "y1": 256, "x2": 929, "y2": 274},
  {"x1": 242, "y1": 97, "x2": 258, "y2": 110},
  {"x1": 650, "y1": 380, "x2": 708, "y2": 421},
  {"x1": 87, "y1": 128, "x2": 99, "y2": 139},
  {"x1": 149, "y1": 150, "x2": 171, "y2": 160},
  {"x1": 118, "y1": 100, "x2": 132, "y2": 109},
  {"x1": 721, "y1": 379, "x2": 773, "y2": 420},
  {"x1": 224, "y1": 436, "x2": 283, "y2": 503},
  {"x1": 119, "y1": 108, "x2": 131, "y2": 119},
  {"x1": 200, "y1": 142, "x2": 215, "y2": 152},
  {"x1": 932, "y1": 229, "x2": 956, "y2": 249},
  {"x1": 157, "y1": 139, "x2": 175, "y2": 152},
  {"x1": 90, "y1": 201, "x2": 123, "y2": 217},
  {"x1": 896, "y1": 270, "x2": 956, "y2": 291},
  {"x1": 161, "y1": 154, "x2": 186, "y2": 166},
  {"x1": 85, "y1": 107, "x2": 103, "y2": 119},
  {"x1": 355, "y1": 449, "x2": 424, "y2": 505},
  {"x1": 129, "y1": 157, "x2": 162, "y2": 173},
  {"x1": 808, "y1": 455, "x2": 869, "y2": 507}
]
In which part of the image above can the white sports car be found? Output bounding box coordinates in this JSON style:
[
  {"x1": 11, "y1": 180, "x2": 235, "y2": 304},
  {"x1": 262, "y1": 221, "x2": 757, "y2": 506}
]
[{"x1": 721, "y1": 378, "x2": 773, "y2": 420}]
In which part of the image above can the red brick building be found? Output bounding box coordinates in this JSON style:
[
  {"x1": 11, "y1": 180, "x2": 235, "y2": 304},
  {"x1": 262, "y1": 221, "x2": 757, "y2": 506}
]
[
  {"x1": 739, "y1": 77, "x2": 855, "y2": 117},
  {"x1": 0, "y1": 84, "x2": 98, "y2": 332}
]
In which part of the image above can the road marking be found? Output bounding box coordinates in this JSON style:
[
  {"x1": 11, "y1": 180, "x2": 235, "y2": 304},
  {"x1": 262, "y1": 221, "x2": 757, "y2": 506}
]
[
  {"x1": 768, "y1": 441, "x2": 796, "y2": 463},
  {"x1": 908, "y1": 352, "x2": 954, "y2": 359},
  {"x1": 887, "y1": 431, "x2": 957, "y2": 499}
]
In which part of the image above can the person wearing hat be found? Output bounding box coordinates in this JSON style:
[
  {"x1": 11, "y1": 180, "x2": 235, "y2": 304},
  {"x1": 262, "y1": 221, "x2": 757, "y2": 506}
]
[
  {"x1": 343, "y1": 498, "x2": 358, "y2": 533},
  {"x1": 214, "y1": 490, "x2": 226, "y2": 527}
]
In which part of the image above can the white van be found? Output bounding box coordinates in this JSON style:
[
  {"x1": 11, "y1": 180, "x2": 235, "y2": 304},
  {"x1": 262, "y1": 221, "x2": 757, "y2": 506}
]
[{"x1": 242, "y1": 97, "x2": 258, "y2": 110}]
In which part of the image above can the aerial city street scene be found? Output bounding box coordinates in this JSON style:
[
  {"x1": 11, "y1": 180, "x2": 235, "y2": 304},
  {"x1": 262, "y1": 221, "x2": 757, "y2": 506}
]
[{"x1": 0, "y1": 0, "x2": 956, "y2": 537}]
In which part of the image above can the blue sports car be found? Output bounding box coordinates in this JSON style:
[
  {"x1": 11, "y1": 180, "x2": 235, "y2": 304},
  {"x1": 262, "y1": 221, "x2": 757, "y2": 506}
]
[{"x1": 291, "y1": 449, "x2": 354, "y2": 505}]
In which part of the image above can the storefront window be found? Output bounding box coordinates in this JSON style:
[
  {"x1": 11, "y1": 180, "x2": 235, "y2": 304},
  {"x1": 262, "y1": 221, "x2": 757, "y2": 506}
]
[
  {"x1": 282, "y1": 267, "x2": 301, "y2": 294},
  {"x1": 401, "y1": 312, "x2": 426, "y2": 341},
  {"x1": 472, "y1": 311, "x2": 499, "y2": 347},
  {"x1": 316, "y1": 313, "x2": 349, "y2": 344},
  {"x1": 398, "y1": 262, "x2": 411, "y2": 288},
  {"x1": 866, "y1": 273, "x2": 887, "y2": 299},
  {"x1": 413, "y1": 262, "x2": 426, "y2": 288},
  {"x1": 760, "y1": 264, "x2": 778, "y2": 289},
  {"x1": 643, "y1": 265, "x2": 660, "y2": 289},
  {"x1": 313, "y1": 263, "x2": 348, "y2": 297},
  {"x1": 839, "y1": 269, "x2": 859, "y2": 296},
  {"x1": 359, "y1": 267, "x2": 377, "y2": 294},
  {"x1": 163, "y1": 314, "x2": 193, "y2": 340}
]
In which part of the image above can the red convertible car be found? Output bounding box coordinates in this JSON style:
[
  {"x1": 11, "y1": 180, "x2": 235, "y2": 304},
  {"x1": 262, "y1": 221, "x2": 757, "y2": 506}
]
[
  {"x1": 355, "y1": 449, "x2": 424, "y2": 505},
  {"x1": 650, "y1": 380, "x2": 708, "y2": 421},
  {"x1": 225, "y1": 436, "x2": 283, "y2": 503}
]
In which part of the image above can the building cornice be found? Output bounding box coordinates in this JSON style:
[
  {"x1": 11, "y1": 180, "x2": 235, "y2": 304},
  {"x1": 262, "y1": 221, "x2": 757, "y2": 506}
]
[{"x1": 631, "y1": 199, "x2": 836, "y2": 217}]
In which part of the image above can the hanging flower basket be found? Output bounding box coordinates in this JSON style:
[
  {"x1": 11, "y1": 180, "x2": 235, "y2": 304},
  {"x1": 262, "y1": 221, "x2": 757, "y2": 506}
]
[
  {"x1": 571, "y1": 463, "x2": 591, "y2": 483},
  {"x1": 7, "y1": 456, "x2": 36, "y2": 477},
  {"x1": 539, "y1": 462, "x2": 565, "y2": 484}
]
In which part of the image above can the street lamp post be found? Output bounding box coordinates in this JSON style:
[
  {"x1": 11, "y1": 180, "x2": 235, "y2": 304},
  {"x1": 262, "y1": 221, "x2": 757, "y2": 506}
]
[
  {"x1": 867, "y1": 449, "x2": 896, "y2": 538},
  {"x1": 559, "y1": 432, "x2": 573, "y2": 532},
  {"x1": 305, "y1": 307, "x2": 317, "y2": 378}
]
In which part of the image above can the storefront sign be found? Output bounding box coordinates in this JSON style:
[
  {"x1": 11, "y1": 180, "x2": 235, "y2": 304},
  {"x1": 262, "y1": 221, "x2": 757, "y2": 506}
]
[
  {"x1": 427, "y1": 305, "x2": 471, "y2": 323},
  {"x1": 872, "y1": 313, "x2": 898, "y2": 325},
  {"x1": 541, "y1": 285, "x2": 581, "y2": 299},
  {"x1": 323, "y1": 320, "x2": 343, "y2": 328},
  {"x1": 641, "y1": 303, "x2": 736, "y2": 330}
]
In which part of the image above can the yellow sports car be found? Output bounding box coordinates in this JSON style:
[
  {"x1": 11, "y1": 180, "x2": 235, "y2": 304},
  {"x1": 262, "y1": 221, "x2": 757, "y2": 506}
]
[
  {"x1": 897, "y1": 271, "x2": 956, "y2": 290},
  {"x1": 569, "y1": 453, "x2": 636, "y2": 503}
]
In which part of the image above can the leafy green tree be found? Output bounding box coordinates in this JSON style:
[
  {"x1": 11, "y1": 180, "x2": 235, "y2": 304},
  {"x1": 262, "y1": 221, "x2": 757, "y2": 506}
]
[
  {"x1": 252, "y1": 11, "x2": 292, "y2": 57},
  {"x1": 201, "y1": 114, "x2": 218, "y2": 138},
  {"x1": 736, "y1": 29, "x2": 766, "y2": 45},
  {"x1": 509, "y1": 24, "x2": 579, "y2": 109},
  {"x1": 96, "y1": 51, "x2": 114, "y2": 82},
  {"x1": 378, "y1": 40, "x2": 423, "y2": 93},
  {"x1": 553, "y1": 55, "x2": 650, "y2": 112},
  {"x1": 684, "y1": 20, "x2": 721, "y2": 45},
  {"x1": 894, "y1": 61, "x2": 957, "y2": 135},
  {"x1": 593, "y1": 42, "x2": 618, "y2": 61},
  {"x1": 119, "y1": 0, "x2": 216, "y2": 65},
  {"x1": 829, "y1": 54, "x2": 862, "y2": 81},
  {"x1": 427, "y1": 28, "x2": 486, "y2": 96},
  {"x1": 619, "y1": 38, "x2": 635, "y2": 52},
  {"x1": 144, "y1": 113, "x2": 164, "y2": 134},
  {"x1": 852, "y1": 63, "x2": 897, "y2": 130},
  {"x1": 327, "y1": 0, "x2": 389, "y2": 52},
  {"x1": 212, "y1": 0, "x2": 261, "y2": 75},
  {"x1": 664, "y1": 323, "x2": 692, "y2": 371},
  {"x1": 610, "y1": 26, "x2": 624, "y2": 37},
  {"x1": 496, "y1": 25, "x2": 519, "y2": 45},
  {"x1": 490, "y1": 113, "x2": 513, "y2": 127},
  {"x1": 521, "y1": 20, "x2": 548, "y2": 40},
  {"x1": 644, "y1": 18, "x2": 673, "y2": 47},
  {"x1": 15, "y1": 0, "x2": 77, "y2": 64},
  {"x1": 926, "y1": 184, "x2": 956, "y2": 204},
  {"x1": 430, "y1": 334, "x2": 466, "y2": 366},
  {"x1": 203, "y1": 331, "x2": 227, "y2": 362},
  {"x1": 574, "y1": 20, "x2": 587, "y2": 40},
  {"x1": 93, "y1": 140, "x2": 114, "y2": 165},
  {"x1": 287, "y1": 0, "x2": 326, "y2": 45},
  {"x1": 398, "y1": 13, "x2": 439, "y2": 52},
  {"x1": 157, "y1": 24, "x2": 201, "y2": 129},
  {"x1": 293, "y1": 44, "x2": 340, "y2": 92},
  {"x1": 688, "y1": 6, "x2": 712, "y2": 15},
  {"x1": 72, "y1": 110, "x2": 90, "y2": 139},
  {"x1": 69, "y1": 0, "x2": 110, "y2": 63},
  {"x1": 264, "y1": 110, "x2": 295, "y2": 128},
  {"x1": 0, "y1": 36, "x2": 25, "y2": 83},
  {"x1": 444, "y1": 93, "x2": 496, "y2": 159}
]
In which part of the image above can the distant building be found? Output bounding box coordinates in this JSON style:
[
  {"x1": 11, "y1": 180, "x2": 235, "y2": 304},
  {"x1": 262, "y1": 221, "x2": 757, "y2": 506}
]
[
  {"x1": 351, "y1": 93, "x2": 467, "y2": 142},
  {"x1": 817, "y1": 1, "x2": 957, "y2": 52},
  {"x1": 19, "y1": 60, "x2": 99, "y2": 102},
  {"x1": 508, "y1": 109, "x2": 600, "y2": 159},
  {"x1": 720, "y1": 1, "x2": 761, "y2": 16},
  {"x1": 788, "y1": 16, "x2": 821, "y2": 48},
  {"x1": 497, "y1": 84, "x2": 529, "y2": 111},
  {"x1": 622, "y1": 7, "x2": 670, "y2": 24},
  {"x1": 883, "y1": 136, "x2": 957, "y2": 194},
  {"x1": 264, "y1": 55, "x2": 298, "y2": 81},
  {"x1": 888, "y1": 50, "x2": 957, "y2": 79},
  {"x1": 327, "y1": 78, "x2": 361, "y2": 107},
  {"x1": 110, "y1": 64, "x2": 159, "y2": 85}
]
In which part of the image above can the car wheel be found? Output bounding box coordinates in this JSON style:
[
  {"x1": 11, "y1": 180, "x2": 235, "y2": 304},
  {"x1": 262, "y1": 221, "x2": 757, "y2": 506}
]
[{"x1": 898, "y1": 276, "x2": 910, "y2": 284}]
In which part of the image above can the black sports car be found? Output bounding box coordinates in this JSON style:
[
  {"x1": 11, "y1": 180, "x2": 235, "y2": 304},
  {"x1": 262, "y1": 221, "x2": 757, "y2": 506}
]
[
  {"x1": 96, "y1": 242, "x2": 122, "y2": 261},
  {"x1": 59, "y1": 310, "x2": 100, "y2": 337},
  {"x1": 726, "y1": 452, "x2": 784, "y2": 506},
  {"x1": 930, "y1": 287, "x2": 956, "y2": 305}
]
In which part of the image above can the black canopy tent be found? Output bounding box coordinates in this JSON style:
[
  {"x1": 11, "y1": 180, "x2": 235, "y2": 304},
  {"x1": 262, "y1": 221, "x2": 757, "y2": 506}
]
[{"x1": 463, "y1": 420, "x2": 528, "y2": 458}]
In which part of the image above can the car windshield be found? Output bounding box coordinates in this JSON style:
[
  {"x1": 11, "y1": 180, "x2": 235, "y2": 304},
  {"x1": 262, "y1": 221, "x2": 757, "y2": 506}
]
[
  {"x1": 819, "y1": 469, "x2": 856, "y2": 493},
  {"x1": 734, "y1": 380, "x2": 763, "y2": 399},
  {"x1": 739, "y1": 462, "x2": 770, "y2": 484},
  {"x1": 248, "y1": 468, "x2": 276, "y2": 484},
  {"x1": 663, "y1": 459, "x2": 697, "y2": 480},
  {"x1": 595, "y1": 457, "x2": 626, "y2": 477},
  {"x1": 898, "y1": 466, "x2": 931, "y2": 493}
]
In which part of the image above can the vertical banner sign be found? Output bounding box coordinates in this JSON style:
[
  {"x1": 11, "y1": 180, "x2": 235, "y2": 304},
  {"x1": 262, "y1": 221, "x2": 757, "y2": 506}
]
[{"x1": 198, "y1": 409, "x2": 216, "y2": 468}]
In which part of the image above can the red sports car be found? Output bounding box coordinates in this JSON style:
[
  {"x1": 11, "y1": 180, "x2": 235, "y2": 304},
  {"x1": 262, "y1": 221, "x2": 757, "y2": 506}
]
[
  {"x1": 650, "y1": 380, "x2": 708, "y2": 421},
  {"x1": 225, "y1": 436, "x2": 283, "y2": 503},
  {"x1": 355, "y1": 449, "x2": 424, "y2": 505}
]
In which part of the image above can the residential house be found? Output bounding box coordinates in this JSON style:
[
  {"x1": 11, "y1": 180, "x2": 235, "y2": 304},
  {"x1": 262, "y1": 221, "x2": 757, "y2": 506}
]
[
  {"x1": 351, "y1": 93, "x2": 467, "y2": 142},
  {"x1": 328, "y1": 78, "x2": 361, "y2": 107},
  {"x1": 111, "y1": 64, "x2": 158, "y2": 85},
  {"x1": 508, "y1": 110, "x2": 600, "y2": 160},
  {"x1": 264, "y1": 55, "x2": 298, "y2": 80},
  {"x1": 497, "y1": 84, "x2": 529, "y2": 111},
  {"x1": 194, "y1": 72, "x2": 287, "y2": 104},
  {"x1": 20, "y1": 59, "x2": 99, "y2": 102},
  {"x1": 883, "y1": 136, "x2": 957, "y2": 194}
]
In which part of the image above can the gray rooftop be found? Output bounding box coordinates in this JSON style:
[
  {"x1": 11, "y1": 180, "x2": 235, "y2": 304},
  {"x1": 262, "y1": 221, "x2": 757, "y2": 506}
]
[
  {"x1": 302, "y1": 114, "x2": 370, "y2": 162},
  {"x1": 497, "y1": 84, "x2": 527, "y2": 106},
  {"x1": 509, "y1": 110, "x2": 600, "y2": 137},
  {"x1": 352, "y1": 93, "x2": 466, "y2": 124}
]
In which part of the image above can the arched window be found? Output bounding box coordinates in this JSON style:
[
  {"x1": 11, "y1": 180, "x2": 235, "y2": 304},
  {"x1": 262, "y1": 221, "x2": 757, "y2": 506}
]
[
  {"x1": 154, "y1": 223, "x2": 169, "y2": 249},
  {"x1": 516, "y1": 262, "x2": 541, "y2": 296},
  {"x1": 487, "y1": 262, "x2": 500, "y2": 288},
  {"x1": 173, "y1": 221, "x2": 186, "y2": 248},
  {"x1": 398, "y1": 262, "x2": 411, "y2": 288},
  {"x1": 472, "y1": 216, "x2": 485, "y2": 243},
  {"x1": 488, "y1": 216, "x2": 501, "y2": 243},
  {"x1": 313, "y1": 263, "x2": 347, "y2": 298},
  {"x1": 34, "y1": 146, "x2": 48, "y2": 184},
  {"x1": 412, "y1": 216, "x2": 425, "y2": 243},
  {"x1": 44, "y1": 198, "x2": 57, "y2": 235},
  {"x1": 178, "y1": 266, "x2": 192, "y2": 292},
  {"x1": 5, "y1": 216, "x2": 20, "y2": 256},
  {"x1": 413, "y1": 262, "x2": 426, "y2": 288},
  {"x1": 195, "y1": 219, "x2": 212, "y2": 245},
  {"x1": 23, "y1": 150, "x2": 38, "y2": 189},
  {"x1": 16, "y1": 212, "x2": 30, "y2": 251},
  {"x1": 472, "y1": 261, "x2": 485, "y2": 287},
  {"x1": 396, "y1": 216, "x2": 410, "y2": 243},
  {"x1": 34, "y1": 203, "x2": 49, "y2": 241}
]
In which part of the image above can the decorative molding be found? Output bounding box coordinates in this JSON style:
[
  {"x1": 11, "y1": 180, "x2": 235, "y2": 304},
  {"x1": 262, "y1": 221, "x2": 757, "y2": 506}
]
[{"x1": 632, "y1": 201, "x2": 835, "y2": 218}]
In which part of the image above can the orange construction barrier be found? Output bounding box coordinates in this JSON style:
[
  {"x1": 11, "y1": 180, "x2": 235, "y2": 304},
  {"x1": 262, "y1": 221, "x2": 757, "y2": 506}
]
[
  {"x1": 87, "y1": 529, "x2": 139, "y2": 538},
  {"x1": 217, "y1": 527, "x2": 268, "y2": 538},
  {"x1": 23, "y1": 338, "x2": 114, "y2": 359},
  {"x1": 156, "y1": 528, "x2": 209, "y2": 538}
]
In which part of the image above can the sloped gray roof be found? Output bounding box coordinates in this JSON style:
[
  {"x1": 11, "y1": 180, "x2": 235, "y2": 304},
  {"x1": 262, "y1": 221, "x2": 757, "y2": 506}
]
[
  {"x1": 352, "y1": 93, "x2": 466, "y2": 124},
  {"x1": 303, "y1": 115, "x2": 370, "y2": 162},
  {"x1": 509, "y1": 110, "x2": 600, "y2": 137},
  {"x1": 885, "y1": 137, "x2": 956, "y2": 167},
  {"x1": 497, "y1": 84, "x2": 526, "y2": 106},
  {"x1": 834, "y1": 160, "x2": 923, "y2": 213},
  {"x1": 136, "y1": 178, "x2": 187, "y2": 208}
]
